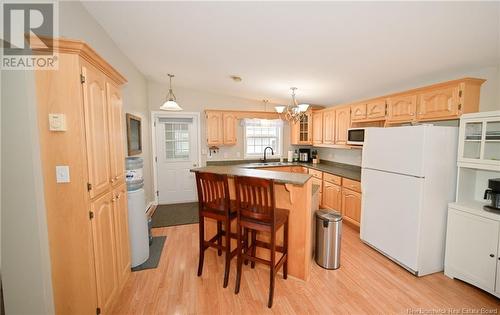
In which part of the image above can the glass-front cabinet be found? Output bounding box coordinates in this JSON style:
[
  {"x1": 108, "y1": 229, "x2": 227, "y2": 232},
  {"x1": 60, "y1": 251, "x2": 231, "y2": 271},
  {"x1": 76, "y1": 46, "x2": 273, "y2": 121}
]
[{"x1": 459, "y1": 111, "x2": 500, "y2": 168}]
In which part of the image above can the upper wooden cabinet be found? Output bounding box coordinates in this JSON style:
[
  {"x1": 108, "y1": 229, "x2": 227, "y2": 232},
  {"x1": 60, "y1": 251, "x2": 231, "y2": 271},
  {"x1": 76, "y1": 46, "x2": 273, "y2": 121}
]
[
  {"x1": 107, "y1": 82, "x2": 126, "y2": 186},
  {"x1": 350, "y1": 103, "x2": 367, "y2": 121},
  {"x1": 222, "y1": 113, "x2": 237, "y2": 145},
  {"x1": 290, "y1": 111, "x2": 313, "y2": 145},
  {"x1": 206, "y1": 111, "x2": 224, "y2": 146},
  {"x1": 312, "y1": 111, "x2": 323, "y2": 145},
  {"x1": 82, "y1": 62, "x2": 112, "y2": 198},
  {"x1": 322, "y1": 110, "x2": 335, "y2": 144},
  {"x1": 206, "y1": 110, "x2": 281, "y2": 146},
  {"x1": 335, "y1": 107, "x2": 351, "y2": 144},
  {"x1": 366, "y1": 99, "x2": 386, "y2": 120},
  {"x1": 386, "y1": 94, "x2": 417, "y2": 123},
  {"x1": 417, "y1": 85, "x2": 460, "y2": 120}
]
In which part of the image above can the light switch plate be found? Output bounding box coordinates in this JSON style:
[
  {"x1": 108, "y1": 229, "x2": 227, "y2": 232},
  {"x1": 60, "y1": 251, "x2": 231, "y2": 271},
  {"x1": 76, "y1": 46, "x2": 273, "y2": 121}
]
[
  {"x1": 55, "y1": 165, "x2": 70, "y2": 183},
  {"x1": 49, "y1": 113, "x2": 67, "y2": 131}
]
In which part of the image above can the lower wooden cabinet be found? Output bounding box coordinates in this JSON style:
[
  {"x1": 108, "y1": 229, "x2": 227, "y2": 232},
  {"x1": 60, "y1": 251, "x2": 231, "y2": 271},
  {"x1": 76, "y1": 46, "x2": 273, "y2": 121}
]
[
  {"x1": 91, "y1": 192, "x2": 119, "y2": 313},
  {"x1": 323, "y1": 181, "x2": 342, "y2": 211},
  {"x1": 113, "y1": 183, "x2": 131, "y2": 288},
  {"x1": 91, "y1": 183, "x2": 131, "y2": 314},
  {"x1": 341, "y1": 187, "x2": 362, "y2": 227},
  {"x1": 312, "y1": 177, "x2": 323, "y2": 206}
]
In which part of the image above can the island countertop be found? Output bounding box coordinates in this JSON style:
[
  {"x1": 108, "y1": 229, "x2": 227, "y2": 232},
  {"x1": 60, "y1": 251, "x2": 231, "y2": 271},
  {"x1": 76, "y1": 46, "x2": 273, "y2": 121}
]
[{"x1": 190, "y1": 165, "x2": 312, "y2": 185}]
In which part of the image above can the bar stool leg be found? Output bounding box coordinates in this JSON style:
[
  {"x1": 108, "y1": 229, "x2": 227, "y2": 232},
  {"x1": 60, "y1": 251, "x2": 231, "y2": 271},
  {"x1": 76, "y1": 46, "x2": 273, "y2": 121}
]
[
  {"x1": 217, "y1": 221, "x2": 223, "y2": 256},
  {"x1": 283, "y1": 219, "x2": 288, "y2": 279},
  {"x1": 197, "y1": 216, "x2": 205, "y2": 276},
  {"x1": 234, "y1": 225, "x2": 243, "y2": 294},
  {"x1": 250, "y1": 230, "x2": 256, "y2": 269},
  {"x1": 243, "y1": 228, "x2": 249, "y2": 265},
  {"x1": 223, "y1": 218, "x2": 231, "y2": 288},
  {"x1": 268, "y1": 230, "x2": 276, "y2": 308}
]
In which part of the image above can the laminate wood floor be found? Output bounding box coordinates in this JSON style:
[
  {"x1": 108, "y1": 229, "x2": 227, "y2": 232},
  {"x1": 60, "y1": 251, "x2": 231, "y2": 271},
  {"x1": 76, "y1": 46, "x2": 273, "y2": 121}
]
[{"x1": 111, "y1": 224, "x2": 499, "y2": 314}]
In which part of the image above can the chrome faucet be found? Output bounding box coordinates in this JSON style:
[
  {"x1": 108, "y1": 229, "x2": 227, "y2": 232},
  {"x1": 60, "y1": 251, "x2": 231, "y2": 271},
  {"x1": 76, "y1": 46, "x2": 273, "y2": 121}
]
[{"x1": 263, "y1": 146, "x2": 274, "y2": 163}]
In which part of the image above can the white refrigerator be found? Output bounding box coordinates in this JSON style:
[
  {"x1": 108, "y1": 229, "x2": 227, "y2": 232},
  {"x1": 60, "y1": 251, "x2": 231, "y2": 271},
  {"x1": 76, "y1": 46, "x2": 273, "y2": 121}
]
[{"x1": 360, "y1": 125, "x2": 458, "y2": 276}]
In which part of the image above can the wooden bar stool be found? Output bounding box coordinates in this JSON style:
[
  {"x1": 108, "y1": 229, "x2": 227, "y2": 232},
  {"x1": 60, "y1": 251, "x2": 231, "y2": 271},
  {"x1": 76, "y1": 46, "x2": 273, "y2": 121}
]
[
  {"x1": 195, "y1": 172, "x2": 239, "y2": 288},
  {"x1": 233, "y1": 176, "x2": 289, "y2": 308}
]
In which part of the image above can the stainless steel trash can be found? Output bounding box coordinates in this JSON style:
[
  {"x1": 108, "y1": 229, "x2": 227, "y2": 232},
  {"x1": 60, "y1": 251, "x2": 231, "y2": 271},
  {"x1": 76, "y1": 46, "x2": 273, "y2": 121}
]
[{"x1": 315, "y1": 209, "x2": 342, "y2": 269}]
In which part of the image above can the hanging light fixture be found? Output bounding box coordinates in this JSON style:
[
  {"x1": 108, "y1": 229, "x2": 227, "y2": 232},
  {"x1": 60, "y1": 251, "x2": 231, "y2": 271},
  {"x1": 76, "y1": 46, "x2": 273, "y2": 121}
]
[
  {"x1": 275, "y1": 87, "x2": 309, "y2": 122},
  {"x1": 160, "y1": 74, "x2": 182, "y2": 111}
]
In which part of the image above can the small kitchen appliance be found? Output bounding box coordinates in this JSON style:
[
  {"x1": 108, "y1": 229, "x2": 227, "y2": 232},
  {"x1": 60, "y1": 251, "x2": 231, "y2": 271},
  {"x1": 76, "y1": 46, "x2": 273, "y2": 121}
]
[
  {"x1": 347, "y1": 128, "x2": 366, "y2": 145},
  {"x1": 484, "y1": 178, "x2": 500, "y2": 212},
  {"x1": 299, "y1": 148, "x2": 311, "y2": 162}
]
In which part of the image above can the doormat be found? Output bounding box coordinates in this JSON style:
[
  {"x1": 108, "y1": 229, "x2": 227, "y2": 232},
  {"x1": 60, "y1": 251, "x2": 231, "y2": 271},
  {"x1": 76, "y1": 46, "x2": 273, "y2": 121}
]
[
  {"x1": 151, "y1": 202, "x2": 199, "y2": 228},
  {"x1": 131, "y1": 236, "x2": 166, "y2": 272}
]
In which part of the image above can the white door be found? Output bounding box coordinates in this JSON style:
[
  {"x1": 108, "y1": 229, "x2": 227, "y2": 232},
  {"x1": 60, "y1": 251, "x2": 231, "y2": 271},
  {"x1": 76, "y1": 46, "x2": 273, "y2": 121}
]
[
  {"x1": 362, "y1": 126, "x2": 426, "y2": 177},
  {"x1": 155, "y1": 116, "x2": 199, "y2": 204},
  {"x1": 360, "y1": 168, "x2": 424, "y2": 272}
]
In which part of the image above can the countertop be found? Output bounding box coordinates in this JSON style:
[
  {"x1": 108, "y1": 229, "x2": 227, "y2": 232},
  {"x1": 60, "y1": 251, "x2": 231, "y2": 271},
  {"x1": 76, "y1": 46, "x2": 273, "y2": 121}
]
[
  {"x1": 235, "y1": 161, "x2": 362, "y2": 181},
  {"x1": 190, "y1": 165, "x2": 312, "y2": 185}
]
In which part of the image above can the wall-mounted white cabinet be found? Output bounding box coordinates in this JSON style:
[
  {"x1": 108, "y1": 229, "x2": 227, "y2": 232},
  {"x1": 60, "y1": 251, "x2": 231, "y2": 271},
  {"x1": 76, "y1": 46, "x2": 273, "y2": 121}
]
[{"x1": 458, "y1": 111, "x2": 500, "y2": 170}]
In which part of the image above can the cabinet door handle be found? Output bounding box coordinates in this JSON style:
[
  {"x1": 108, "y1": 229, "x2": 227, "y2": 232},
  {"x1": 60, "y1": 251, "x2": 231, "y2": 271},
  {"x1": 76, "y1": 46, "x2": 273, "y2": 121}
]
[{"x1": 490, "y1": 254, "x2": 495, "y2": 258}]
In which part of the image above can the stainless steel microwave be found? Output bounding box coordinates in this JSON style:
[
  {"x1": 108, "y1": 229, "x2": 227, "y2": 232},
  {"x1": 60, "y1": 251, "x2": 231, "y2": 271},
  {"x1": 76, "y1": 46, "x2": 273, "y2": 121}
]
[{"x1": 347, "y1": 128, "x2": 365, "y2": 145}]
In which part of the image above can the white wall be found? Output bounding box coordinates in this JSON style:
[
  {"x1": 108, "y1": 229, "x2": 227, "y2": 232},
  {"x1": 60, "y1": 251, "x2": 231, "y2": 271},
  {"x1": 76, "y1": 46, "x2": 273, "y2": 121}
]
[
  {"x1": 147, "y1": 80, "x2": 290, "y2": 165},
  {"x1": 1, "y1": 71, "x2": 55, "y2": 315},
  {"x1": 58, "y1": 1, "x2": 154, "y2": 204}
]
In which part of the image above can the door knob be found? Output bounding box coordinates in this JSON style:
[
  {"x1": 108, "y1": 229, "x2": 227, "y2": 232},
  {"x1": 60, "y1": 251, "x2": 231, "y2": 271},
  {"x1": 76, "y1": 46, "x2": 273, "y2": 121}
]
[
  {"x1": 193, "y1": 163, "x2": 198, "y2": 167},
  {"x1": 490, "y1": 254, "x2": 495, "y2": 258}
]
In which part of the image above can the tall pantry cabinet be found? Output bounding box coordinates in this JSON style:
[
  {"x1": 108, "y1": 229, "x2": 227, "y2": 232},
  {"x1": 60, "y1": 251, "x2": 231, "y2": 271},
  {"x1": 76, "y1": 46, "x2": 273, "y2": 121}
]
[{"x1": 34, "y1": 38, "x2": 130, "y2": 314}]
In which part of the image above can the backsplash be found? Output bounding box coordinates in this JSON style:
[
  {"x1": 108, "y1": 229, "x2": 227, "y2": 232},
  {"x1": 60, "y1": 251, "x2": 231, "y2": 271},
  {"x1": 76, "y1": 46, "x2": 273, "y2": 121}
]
[{"x1": 315, "y1": 147, "x2": 362, "y2": 166}]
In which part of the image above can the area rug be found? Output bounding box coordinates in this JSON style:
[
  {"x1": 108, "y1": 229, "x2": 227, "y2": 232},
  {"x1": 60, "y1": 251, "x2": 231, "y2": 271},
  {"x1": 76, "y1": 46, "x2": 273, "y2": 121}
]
[
  {"x1": 131, "y1": 236, "x2": 166, "y2": 272},
  {"x1": 151, "y1": 202, "x2": 199, "y2": 228}
]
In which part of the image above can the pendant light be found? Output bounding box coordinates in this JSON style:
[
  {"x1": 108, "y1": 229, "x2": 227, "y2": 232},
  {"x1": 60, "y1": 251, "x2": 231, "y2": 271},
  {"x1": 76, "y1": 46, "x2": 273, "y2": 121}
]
[
  {"x1": 275, "y1": 87, "x2": 309, "y2": 122},
  {"x1": 160, "y1": 74, "x2": 182, "y2": 111}
]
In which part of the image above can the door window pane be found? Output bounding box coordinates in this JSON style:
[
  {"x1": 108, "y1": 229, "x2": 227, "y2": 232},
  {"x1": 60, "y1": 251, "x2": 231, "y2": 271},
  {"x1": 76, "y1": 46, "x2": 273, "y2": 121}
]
[{"x1": 164, "y1": 122, "x2": 190, "y2": 160}]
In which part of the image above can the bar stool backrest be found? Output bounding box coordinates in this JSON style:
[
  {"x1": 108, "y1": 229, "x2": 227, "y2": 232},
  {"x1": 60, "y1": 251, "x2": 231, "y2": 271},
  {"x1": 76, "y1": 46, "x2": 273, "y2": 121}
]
[
  {"x1": 195, "y1": 172, "x2": 231, "y2": 215},
  {"x1": 234, "y1": 176, "x2": 276, "y2": 224}
]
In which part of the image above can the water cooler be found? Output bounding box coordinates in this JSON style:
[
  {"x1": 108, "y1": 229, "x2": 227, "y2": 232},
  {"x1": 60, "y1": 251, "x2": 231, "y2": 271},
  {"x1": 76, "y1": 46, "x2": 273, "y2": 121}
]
[{"x1": 125, "y1": 157, "x2": 149, "y2": 267}]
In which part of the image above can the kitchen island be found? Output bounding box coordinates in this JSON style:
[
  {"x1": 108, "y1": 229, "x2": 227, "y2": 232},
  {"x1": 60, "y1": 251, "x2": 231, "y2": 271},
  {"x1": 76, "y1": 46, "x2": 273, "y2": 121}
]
[{"x1": 191, "y1": 165, "x2": 317, "y2": 281}]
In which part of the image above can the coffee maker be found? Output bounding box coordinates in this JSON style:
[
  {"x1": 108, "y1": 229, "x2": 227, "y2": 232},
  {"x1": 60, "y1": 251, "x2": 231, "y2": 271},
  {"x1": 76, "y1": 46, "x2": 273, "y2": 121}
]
[{"x1": 484, "y1": 178, "x2": 500, "y2": 212}]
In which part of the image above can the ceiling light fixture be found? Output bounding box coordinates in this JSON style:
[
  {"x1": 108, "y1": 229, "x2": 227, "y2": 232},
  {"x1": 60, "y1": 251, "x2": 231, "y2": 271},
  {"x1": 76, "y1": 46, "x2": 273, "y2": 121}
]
[
  {"x1": 160, "y1": 74, "x2": 182, "y2": 111},
  {"x1": 275, "y1": 87, "x2": 309, "y2": 122}
]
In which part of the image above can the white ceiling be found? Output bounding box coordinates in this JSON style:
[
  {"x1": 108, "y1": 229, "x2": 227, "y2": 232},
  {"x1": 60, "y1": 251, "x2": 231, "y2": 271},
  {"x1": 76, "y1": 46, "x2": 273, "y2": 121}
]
[{"x1": 82, "y1": 1, "x2": 499, "y2": 105}]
